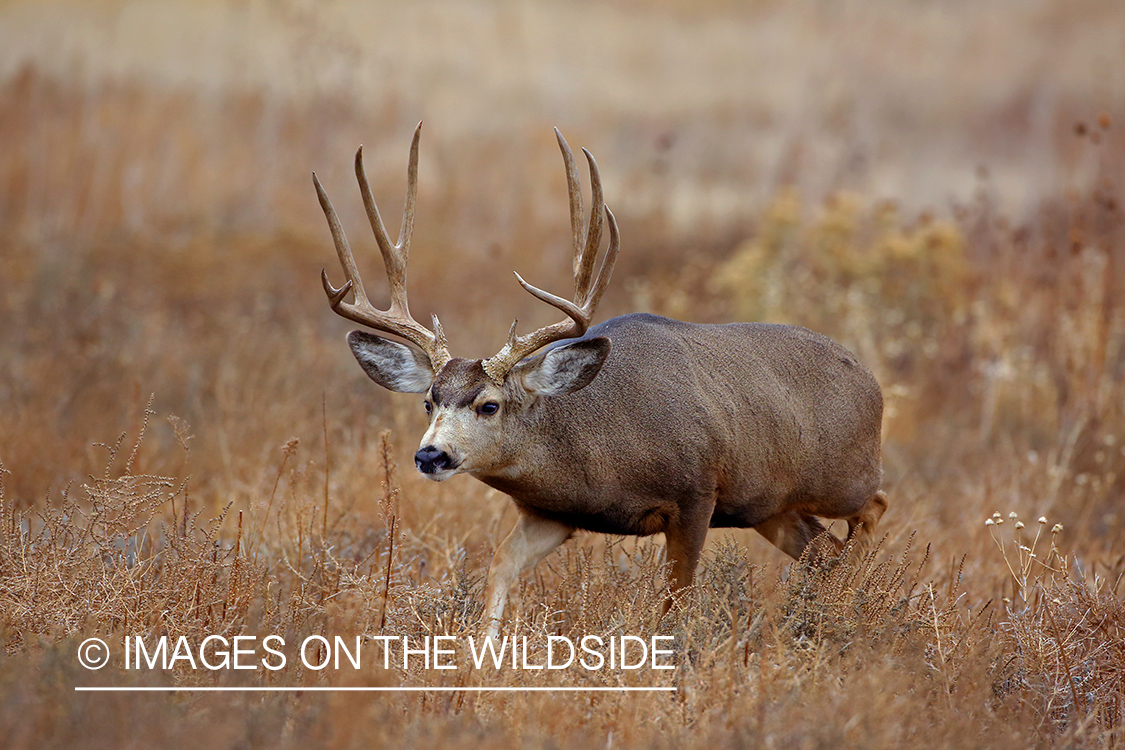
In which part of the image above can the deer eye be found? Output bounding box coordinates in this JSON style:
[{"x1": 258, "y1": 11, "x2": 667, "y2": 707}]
[
  {"x1": 423, "y1": 400, "x2": 433, "y2": 415},
  {"x1": 477, "y1": 401, "x2": 500, "y2": 416}
]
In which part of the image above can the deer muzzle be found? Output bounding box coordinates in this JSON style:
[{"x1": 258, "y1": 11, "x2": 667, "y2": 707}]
[{"x1": 415, "y1": 445, "x2": 456, "y2": 477}]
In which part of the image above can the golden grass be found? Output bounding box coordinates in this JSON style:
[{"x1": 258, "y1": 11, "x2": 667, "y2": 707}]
[{"x1": 2, "y1": 0, "x2": 1125, "y2": 747}]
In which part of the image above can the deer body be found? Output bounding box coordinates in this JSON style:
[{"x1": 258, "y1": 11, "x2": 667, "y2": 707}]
[
  {"x1": 468, "y1": 313, "x2": 883, "y2": 539},
  {"x1": 315, "y1": 125, "x2": 888, "y2": 638}
]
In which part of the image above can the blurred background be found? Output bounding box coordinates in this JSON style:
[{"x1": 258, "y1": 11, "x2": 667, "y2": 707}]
[{"x1": 1, "y1": 0, "x2": 1124, "y2": 564}]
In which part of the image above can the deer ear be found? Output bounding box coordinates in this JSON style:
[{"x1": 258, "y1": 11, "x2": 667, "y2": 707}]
[
  {"x1": 515, "y1": 337, "x2": 611, "y2": 397},
  {"x1": 348, "y1": 331, "x2": 435, "y2": 393}
]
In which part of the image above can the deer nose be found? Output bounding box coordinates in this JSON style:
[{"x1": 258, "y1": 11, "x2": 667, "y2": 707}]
[{"x1": 415, "y1": 445, "x2": 452, "y2": 474}]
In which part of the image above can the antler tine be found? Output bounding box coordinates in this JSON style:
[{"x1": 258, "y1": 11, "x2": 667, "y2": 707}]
[
  {"x1": 588, "y1": 204, "x2": 619, "y2": 310},
  {"x1": 576, "y1": 147, "x2": 604, "y2": 303},
  {"x1": 314, "y1": 171, "x2": 370, "y2": 308},
  {"x1": 316, "y1": 124, "x2": 451, "y2": 372},
  {"x1": 513, "y1": 271, "x2": 587, "y2": 327},
  {"x1": 555, "y1": 128, "x2": 585, "y2": 269},
  {"x1": 481, "y1": 131, "x2": 621, "y2": 384},
  {"x1": 399, "y1": 123, "x2": 421, "y2": 258},
  {"x1": 353, "y1": 147, "x2": 394, "y2": 297},
  {"x1": 355, "y1": 122, "x2": 422, "y2": 317}
]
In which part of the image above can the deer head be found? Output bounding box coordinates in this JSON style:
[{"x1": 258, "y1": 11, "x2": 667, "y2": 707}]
[{"x1": 315, "y1": 124, "x2": 620, "y2": 481}]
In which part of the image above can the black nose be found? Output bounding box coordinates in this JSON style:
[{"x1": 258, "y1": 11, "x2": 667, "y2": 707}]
[{"x1": 415, "y1": 445, "x2": 452, "y2": 474}]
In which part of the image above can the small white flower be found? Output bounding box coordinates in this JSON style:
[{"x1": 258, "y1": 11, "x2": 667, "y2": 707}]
[
  {"x1": 985, "y1": 519, "x2": 995, "y2": 526},
  {"x1": 1008, "y1": 512, "x2": 1018, "y2": 519},
  {"x1": 1015, "y1": 521, "x2": 1025, "y2": 529},
  {"x1": 1038, "y1": 516, "x2": 1048, "y2": 524},
  {"x1": 1053, "y1": 524, "x2": 1063, "y2": 534}
]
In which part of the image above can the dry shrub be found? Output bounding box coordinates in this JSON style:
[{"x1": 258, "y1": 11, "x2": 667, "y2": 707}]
[
  {"x1": 716, "y1": 189, "x2": 971, "y2": 336},
  {"x1": 988, "y1": 512, "x2": 1125, "y2": 737}
]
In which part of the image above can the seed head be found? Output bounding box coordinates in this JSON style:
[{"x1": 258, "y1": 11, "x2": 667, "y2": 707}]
[
  {"x1": 1038, "y1": 516, "x2": 1048, "y2": 525},
  {"x1": 283, "y1": 437, "x2": 300, "y2": 457},
  {"x1": 1052, "y1": 524, "x2": 1063, "y2": 534}
]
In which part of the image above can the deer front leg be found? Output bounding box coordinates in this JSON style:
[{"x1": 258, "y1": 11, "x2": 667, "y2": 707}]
[
  {"x1": 661, "y1": 505, "x2": 713, "y2": 616},
  {"x1": 483, "y1": 511, "x2": 573, "y2": 639}
]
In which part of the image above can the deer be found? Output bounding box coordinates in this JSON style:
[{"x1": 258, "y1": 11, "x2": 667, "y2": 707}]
[{"x1": 314, "y1": 123, "x2": 888, "y2": 637}]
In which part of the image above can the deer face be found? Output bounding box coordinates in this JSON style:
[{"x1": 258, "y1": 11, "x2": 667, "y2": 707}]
[{"x1": 348, "y1": 331, "x2": 610, "y2": 481}]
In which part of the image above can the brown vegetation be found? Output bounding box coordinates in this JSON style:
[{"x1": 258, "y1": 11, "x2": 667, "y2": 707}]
[{"x1": 1, "y1": 0, "x2": 1124, "y2": 747}]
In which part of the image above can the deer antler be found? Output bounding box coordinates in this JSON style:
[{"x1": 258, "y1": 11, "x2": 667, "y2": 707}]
[
  {"x1": 315, "y1": 122, "x2": 451, "y2": 373},
  {"x1": 481, "y1": 129, "x2": 620, "y2": 383}
]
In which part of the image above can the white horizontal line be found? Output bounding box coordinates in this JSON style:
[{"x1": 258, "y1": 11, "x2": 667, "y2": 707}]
[{"x1": 75, "y1": 686, "x2": 676, "y2": 693}]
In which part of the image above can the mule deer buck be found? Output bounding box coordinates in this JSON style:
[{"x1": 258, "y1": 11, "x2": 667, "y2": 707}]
[{"x1": 315, "y1": 123, "x2": 887, "y2": 636}]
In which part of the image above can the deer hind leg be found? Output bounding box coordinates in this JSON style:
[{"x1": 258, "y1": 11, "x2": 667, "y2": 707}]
[
  {"x1": 845, "y1": 490, "x2": 888, "y2": 549},
  {"x1": 483, "y1": 511, "x2": 573, "y2": 639},
  {"x1": 753, "y1": 511, "x2": 843, "y2": 561}
]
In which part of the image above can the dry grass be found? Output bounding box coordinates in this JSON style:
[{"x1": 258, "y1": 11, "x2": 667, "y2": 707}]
[{"x1": 2, "y1": 0, "x2": 1125, "y2": 747}]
